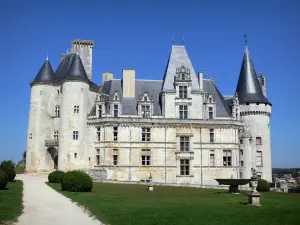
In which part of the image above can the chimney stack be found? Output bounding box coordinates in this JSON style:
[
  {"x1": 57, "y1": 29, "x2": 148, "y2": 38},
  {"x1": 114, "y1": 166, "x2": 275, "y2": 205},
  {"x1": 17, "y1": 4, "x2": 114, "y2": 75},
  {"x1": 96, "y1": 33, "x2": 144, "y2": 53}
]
[
  {"x1": 122, "y1": 69, "x2": 135, "y2": 98},
  {"x1": 102, "y1": 72, "x2": 113, "y2": 84},
  {"x1": 198, "y1": 72, "x2": 203, "y2": 91}
]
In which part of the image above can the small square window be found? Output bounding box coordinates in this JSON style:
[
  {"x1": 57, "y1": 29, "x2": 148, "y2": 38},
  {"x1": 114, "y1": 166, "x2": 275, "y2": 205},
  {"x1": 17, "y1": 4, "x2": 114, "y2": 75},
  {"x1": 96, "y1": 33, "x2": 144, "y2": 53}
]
[
  {"x1": 74, "y1": 153, "x2": 77, "y2": 158},
  {"x1": 74, "y1": 105, "x2": 79, "y2": 113},
  {"x1": 256, "y1": 137, "x2": 262, "y2": 145},
  {"x1": 73, "y1": 131, "x2": 79, "y2": 140}
]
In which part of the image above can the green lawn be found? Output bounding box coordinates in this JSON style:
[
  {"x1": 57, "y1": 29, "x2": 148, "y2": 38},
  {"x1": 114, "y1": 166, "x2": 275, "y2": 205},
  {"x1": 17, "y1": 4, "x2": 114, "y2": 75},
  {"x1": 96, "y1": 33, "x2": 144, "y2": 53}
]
[
  {"x1": 48, "y1": 182, "x2": 300, "y2": 225},
  {"x1": 0, "y1": 180, "x2": 23, "y2": 224}
]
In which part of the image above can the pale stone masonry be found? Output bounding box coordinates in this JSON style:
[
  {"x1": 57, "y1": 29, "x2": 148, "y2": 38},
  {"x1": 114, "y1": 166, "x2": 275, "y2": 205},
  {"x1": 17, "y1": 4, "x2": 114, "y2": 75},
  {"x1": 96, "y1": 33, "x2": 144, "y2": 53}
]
[{"x1": 26, "y1": 39, "x2": 272, "y2": 184}]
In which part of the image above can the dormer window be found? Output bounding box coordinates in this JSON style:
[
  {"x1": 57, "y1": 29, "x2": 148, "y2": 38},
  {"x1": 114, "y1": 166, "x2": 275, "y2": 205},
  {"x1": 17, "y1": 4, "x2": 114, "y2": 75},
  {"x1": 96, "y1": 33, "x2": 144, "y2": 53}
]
[
  {"x1": 144, "y1": 96, "x2": 147, "y2": 101},
  {"x1": 138, "y1": 92, "x2": 153, "y2": 118},
  {"x1": 141, "y1": 105, "x2": 150, "y2": 117},
  {"x1": 175, "y1": 65, "x2": 191, "y2": 81},
  {"x1": 113, "y1": 92, "x2": 120, "y2": 101},
  {"x1": 179, "y1": 86, "x2": 188, "y2": 98}
]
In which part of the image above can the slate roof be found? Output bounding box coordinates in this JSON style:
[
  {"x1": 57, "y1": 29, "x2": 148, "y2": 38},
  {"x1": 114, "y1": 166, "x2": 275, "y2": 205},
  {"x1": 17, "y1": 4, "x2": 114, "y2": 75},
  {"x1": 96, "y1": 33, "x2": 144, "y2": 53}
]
[
  {"x1": 235, "y1": 46, "x2": 271, "y2": 105},
  {"x1": 30, "y1": 59, "x2": 55, "y2": 86},
  {"x1": 96, "y1": 78, "x2": 232, "y2": 118},
  {"x1": 162, "y1": 45, "x2": 200, "y2": 92}
]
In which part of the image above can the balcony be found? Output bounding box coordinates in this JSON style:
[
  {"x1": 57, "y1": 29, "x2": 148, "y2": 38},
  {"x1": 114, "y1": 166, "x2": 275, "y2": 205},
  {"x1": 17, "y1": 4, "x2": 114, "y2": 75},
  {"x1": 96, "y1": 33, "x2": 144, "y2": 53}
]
[{"x1": 45, "y1": 140, "x2": 59, "y2": 147}]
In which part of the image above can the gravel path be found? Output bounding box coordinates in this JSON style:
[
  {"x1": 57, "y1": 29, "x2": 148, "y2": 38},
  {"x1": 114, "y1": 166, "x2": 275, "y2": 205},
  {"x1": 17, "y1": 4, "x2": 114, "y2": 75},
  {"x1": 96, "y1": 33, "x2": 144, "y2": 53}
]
[{"x1": 14, "y1": 173, "x2": 102, "y2": 225}]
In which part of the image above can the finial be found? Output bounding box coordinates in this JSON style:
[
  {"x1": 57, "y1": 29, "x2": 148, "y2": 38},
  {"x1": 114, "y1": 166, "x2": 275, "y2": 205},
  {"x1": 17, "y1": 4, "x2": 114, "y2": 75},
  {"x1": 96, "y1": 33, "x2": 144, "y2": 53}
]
[
  {"x1": 182, "y1": 36, "x2": 185, "y2": 45},
  {"x1": 244, "y1": 34, "x2": 248, "y2": 45},
  {"x1": 46, "y1": 53, "x2": 48, "y2": 60}
]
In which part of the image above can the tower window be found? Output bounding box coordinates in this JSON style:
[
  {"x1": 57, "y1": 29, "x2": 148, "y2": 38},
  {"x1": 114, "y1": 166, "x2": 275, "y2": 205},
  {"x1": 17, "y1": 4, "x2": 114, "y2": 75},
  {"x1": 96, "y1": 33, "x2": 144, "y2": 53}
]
[
  {"x1": 180, "y1": 136, "x2": 190, "y2": 152},
  {"x1": 240, "y1": 161, "x2": 244, "y2": 166},
  {"x1": 240, "y1": 139, "x2": 243, "y2": 144},
  {"x1": 74, "y1": 153, "x2": 77, "y2": 158},
  {"x1": 208, "y1": 107, "x2": 213, "y2": 119},
  {"x1": 54, "y1": 131, "x2": 59, "y2": 141},
  {"x1": 209, "y1": 129, "x2": 214, "y2": 143},
  {"x1": 256, "y1": 151, "x2": 262, "y2": 166},
  {"x1": 113, "y1": 149, "x2": 118, "y2": 165},
  {"x1": 113, "y1": 127, "x2": 118, "y2": 141},
  {"x1": 180, "y1": 159, "x2": 190, "y2": 175},
  {"x1": 73, "y1": 131, "x2": 78, "y2": 140},
  {"x1": 28, "y1": 133, "x2": 33, "y2": 140},
  {"x1": 55, "y1": 105, "x2": 60, "y2": 117},
  {"x1": 97, "y1": 127, "x2": 100, "y2": 141},
  {"x1": 141, "y1": 127, "x2": 151, "y2": 142},
  {"x1": 179, "y1": 105, "x2": 188, "y2": 119},
  {"x1": 223, "y1": 150, "x2": 232, "y2": 166},
  {"x1": 74, "y1": 105, "x2": 79, "y2": 113},
  {"x1": 256, "y1": 137, "x2": 262, "y2": 145},
  {"x1": 113, "y1": 104, "x2": 118, "y2": 117},
  {"x1": 179, "y1": 86, "x2": 188, "y2": 98},
  {"x1": 240, "y1": 150, "x2": 243, "y2": 156}
]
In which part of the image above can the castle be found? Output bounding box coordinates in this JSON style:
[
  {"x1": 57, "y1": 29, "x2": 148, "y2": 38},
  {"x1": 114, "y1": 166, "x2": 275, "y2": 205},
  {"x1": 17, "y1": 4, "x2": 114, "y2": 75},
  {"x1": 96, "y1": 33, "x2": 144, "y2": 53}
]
[{"x1": 26, "y1": 39, "x2": 272, "y2": 184}]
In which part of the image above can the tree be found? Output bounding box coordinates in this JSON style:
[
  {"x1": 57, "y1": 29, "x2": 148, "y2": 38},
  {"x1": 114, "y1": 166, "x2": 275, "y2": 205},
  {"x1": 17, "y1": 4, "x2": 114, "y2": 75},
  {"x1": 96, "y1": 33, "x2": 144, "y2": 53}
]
[{"x1": 0, "y1": 160, "x2": 16, "y2": 169}]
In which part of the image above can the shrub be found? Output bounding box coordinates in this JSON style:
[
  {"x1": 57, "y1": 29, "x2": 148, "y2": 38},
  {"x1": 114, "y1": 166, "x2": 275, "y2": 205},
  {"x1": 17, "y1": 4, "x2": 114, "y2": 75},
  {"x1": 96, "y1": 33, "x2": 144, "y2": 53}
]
[
  {"x1": 61, "y1": 171, "x2": 93, "y2": 192},
  {"x1": 0, "y1": 170, "x2": 8, "y2": 189},
  {"x1": 48, "y1": 171, "x2": 65, "y2": 183},
  {"x1": 0, "y1": 160, "x2": 15, "y2": 170},
  {"x1": 257, "y1": 179, "x2": 270, "y2": 192},
  {"x1": 3, "y1": 168, "x2": 16, "y2": 182}
]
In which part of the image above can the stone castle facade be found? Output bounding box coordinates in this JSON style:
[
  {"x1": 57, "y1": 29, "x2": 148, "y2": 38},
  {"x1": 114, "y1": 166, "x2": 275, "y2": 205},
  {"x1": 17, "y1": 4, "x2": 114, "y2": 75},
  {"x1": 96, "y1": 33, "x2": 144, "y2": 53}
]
[{"x1": 26, "y1": 39, "x2": 272, "y2": 184}]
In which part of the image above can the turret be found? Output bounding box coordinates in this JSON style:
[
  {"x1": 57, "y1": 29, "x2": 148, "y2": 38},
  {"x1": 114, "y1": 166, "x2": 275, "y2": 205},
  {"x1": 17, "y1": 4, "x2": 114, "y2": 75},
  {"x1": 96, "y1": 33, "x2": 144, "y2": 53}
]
[
  {"x1": 26, "y1": 58, "x2": 55, "y2": 172},
  {"x1": 58, "y1": 54, "x2": 90, "y2": 171},
  {"x1": 236, "y1": 40, "x2": 272, "y2": 182}
]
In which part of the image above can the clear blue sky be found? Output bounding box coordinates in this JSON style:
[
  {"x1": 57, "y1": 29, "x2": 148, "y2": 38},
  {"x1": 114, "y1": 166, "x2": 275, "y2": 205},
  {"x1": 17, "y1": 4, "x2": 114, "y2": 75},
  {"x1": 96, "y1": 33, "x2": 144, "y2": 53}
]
[{"x1": 0, "y1": 0, "x2": 299, "y2": 167}]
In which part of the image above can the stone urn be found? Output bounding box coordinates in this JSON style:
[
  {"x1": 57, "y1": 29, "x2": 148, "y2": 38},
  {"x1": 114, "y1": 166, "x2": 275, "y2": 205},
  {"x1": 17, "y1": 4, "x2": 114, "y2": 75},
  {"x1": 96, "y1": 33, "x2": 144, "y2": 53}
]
[{"x1": 248, "y1": 169, "x2": 261, "y2": 206}]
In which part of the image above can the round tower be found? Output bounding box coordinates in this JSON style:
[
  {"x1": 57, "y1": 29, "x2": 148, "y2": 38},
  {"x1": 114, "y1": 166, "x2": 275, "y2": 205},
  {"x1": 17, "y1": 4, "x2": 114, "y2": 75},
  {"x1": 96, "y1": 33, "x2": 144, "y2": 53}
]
[
  {"x1": 236, "y1": 44, "x2": 272, "y2": 182},
  {"x1": 26, "y1": 58, "x2": 56, "y2": 172},
  {"x1": 58, "y1": 54, "x2": 90, "y2": 171}
]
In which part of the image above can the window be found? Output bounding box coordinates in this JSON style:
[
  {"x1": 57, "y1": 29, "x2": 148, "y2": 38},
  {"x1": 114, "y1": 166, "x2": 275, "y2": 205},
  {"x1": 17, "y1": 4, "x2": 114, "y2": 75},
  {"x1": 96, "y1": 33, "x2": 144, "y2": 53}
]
[
  {"x1": 240, "y1": 139, "x2": 243, "y2": 144},
  {"x1": 141, "y1": 105, "x2": 150, "y2": 117},
  {"x1": 57, "y1": 89, "x2": 60, "y2": 95},
  {"x1": 113, "y1": 127, "x2": 118, "y2": 141},
  {"x1": 208, "y1": 107, "x2": 213, "y2": 119},
  {"x1": 209, "y1": 129, "x2": 214, "y2": 143},
  {"x1": 96, "y1": 148, "x2": 100, "y2": 165},
  {"x1": 240, "y1": 160, "x2": 244, "y2": 166},
  {"x1": 256, "y1": 151, "x2": 262, "y2": 166},
  {"x1": 180, "y1": 159, "x2": 190, "y2": 175},
  {"x1": 74, "y1": 105, "x2": 79, "y2": 113},
  {"x1": 114, "y1": 95, "x2": 118, "y2": 101},
  {"x1": 74, "y1": 153, "x2": 77, "y2": 158},
  {"x1": 179, "y1": 105, "x2": 188, "y2": 119},
  {"x1": 113, "y1": 104, "x2": 118, "y2": 118},
  {"x1": 256, "y1": 137, "x2": 262, "y2": 145},
  {"x1": 28, "y1": 133, "x2": 32, "y2": 140},
  {"x1": 210, "y1": 150, "x2": 215, "y2": 166},
  {"x1": 141, "y1": 127, "x2": 151, "y2": 142},
  {"x1": 223, "y1": 150, "x2": 232, "y2": 166},
  {"x1": 179, "y1": 86, "x2": 187, "y2": 98},
  {"x1": 113, "y1": 155, "x2": 118, "y2": 165},
  {"x1": 55, "y1": 105, "x2": 60, "y2": 117},
  {"x1": 144, "y1": 96, "x2": 147, "y2": 101},
  {"x1": 239, "y1": 150, "x2": 243, "y2": 156},
  {"x1": 98, "y1": 105, "x2": 102, "y2": 118},
  {"x1": 181, "y1": 73, "x2": 186, "y2": 80},
  {"x1": 54, "y1": 131, "x2": 59, "y2": 141},
  {"x1": 141, "y1": 149, "x2": 151, "y2": 166},
  {"x1": 97, "y1": 128, "x2": 100, "y2": 141},
  {"x1": 180, "y1": 136, "x2": 190, "y2": 152},
  {"x1": 73, "y1": 131, "x2": 78, "y2": 140}
]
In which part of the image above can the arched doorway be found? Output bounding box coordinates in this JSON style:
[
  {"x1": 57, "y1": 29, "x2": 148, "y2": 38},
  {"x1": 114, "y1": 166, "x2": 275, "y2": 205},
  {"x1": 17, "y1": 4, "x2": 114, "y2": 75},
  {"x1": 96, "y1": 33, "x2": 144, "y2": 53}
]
[{"x1": 47, "y1": 147, "x2": 58, "y2": 170}]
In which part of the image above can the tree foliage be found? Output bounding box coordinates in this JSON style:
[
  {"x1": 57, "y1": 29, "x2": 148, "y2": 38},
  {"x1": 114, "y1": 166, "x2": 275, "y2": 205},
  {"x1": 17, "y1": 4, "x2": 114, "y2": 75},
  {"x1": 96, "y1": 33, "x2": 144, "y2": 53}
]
[
  {"x1": 0, "y1": 160, "x2": 15, "y2": 170},
  {"x1": 272, "y1": 168, "x2": 300, "y2": 178}
]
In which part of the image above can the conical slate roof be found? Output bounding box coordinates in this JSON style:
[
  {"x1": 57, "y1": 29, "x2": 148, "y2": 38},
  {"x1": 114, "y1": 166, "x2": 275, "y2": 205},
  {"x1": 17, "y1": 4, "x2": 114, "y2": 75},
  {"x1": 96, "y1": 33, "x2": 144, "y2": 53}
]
[
  {"x1": 161, "y1": 45, "x2": 200, "y2": 92},
  {"x1": 64, "y1": 54, "x2": 90, "y2": 83},
  {"x1": 235, "y1": 46, "x2": 271, "y2": 105},
  {"x1": 30, "y1": 59, "x2": 55, "y2": 86}
]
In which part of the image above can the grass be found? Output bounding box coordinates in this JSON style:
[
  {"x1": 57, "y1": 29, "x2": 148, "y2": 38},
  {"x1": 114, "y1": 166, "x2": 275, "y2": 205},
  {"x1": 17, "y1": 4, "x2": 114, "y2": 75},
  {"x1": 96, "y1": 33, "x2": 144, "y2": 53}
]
[
  {"x1": 48, "y1": 182, "x2": 300, "y2": 225},
  {"x1": 0, "y1": 180, "x2": 23, "y2": 224}
]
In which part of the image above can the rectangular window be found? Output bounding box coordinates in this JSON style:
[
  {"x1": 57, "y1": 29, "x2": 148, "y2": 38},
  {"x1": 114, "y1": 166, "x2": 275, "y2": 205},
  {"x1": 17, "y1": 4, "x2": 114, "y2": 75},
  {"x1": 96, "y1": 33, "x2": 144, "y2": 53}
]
[
  {"x1": 180, "y1": 136, "x2": 190, "y2": 152},
  {"x1": 141, "y1": 105, "x2": 150, "y2": 117},
  {"x1": 74, "y1": 105, "x2": 79, "y2": 113},
  {"x1": 240, "y1": 160, "x2": 244, "y2": 166},
  {"x1": 141, "y1": 127, "x2": 151, "y2": 142},
  {"x1": 54, "y1": 131, "x2": 59, "y2": 141},
  {"x1": 113, "y1": 127, "x2": 118, "y2": 141},
  {"x1": 180, "y1": 159, "x2": 190, "y2": 175},
  {"x1": 239, "y1": 150, "x2": 243, "y2": 156},
  {"x1": 240, "y1": 139, "x2": 243, "y2": 144},
  {"x1": 113, "y1": 155, "x2": 118, "y2": 165},
  {"x1": 98, "y1": 105, "x2": 102, "y2": 117},
  {"x1": 28, "y1": 133, "x2": 33, "y2": 140},
  {"x1": 210, "y1": 150, "x2": 215, "y2": 166},
  {"x1": 96, "y1": 155, "x2": 100, "y2": 165},
  {"x1": 256, "y1": 151, "x2": 262, "y2": 166},
  {"x1": 74, "y1": 153, "x2": 77, "y2": 158},
  {"x1": 179, "y1": 86, "x2": 188, "y2": 98},
  {"x1": 179, "y1": 105, "x2": 188, "y2": 119},
  {"x1": 141, "y1": 149, "x2": 151, "y2": 166},
  {"x1": 73, "y1": 131, "x2": 78, "y2": 140},
  {"x1": 96, "y1": 148, "x2": 100, "y2": 155},
  {"x1": 256, "y1": 137, "x2": 262, "y2": 145},
  {"x1": 209, "y1": 129, "x2": 214, "y2": 143},
  {"x1": 55, "y1": 105, "x2": 60, "y2": 117},
  {"x1": 97, "y1": 127, "x2": 100, "y2": 141},
  {"x1": 223, "y1": 150, "x2": 232, "y2": 166},
  {"x1": 113, "y1": 104, "x2": 118, "y2": 118},
  {"x1": 208, "y1": 107, "x2": 213, "y2": 119}
]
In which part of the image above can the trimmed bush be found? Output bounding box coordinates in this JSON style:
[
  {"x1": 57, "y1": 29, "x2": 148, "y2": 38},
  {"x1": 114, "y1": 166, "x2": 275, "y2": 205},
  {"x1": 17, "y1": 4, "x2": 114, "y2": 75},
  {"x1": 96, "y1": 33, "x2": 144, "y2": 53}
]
[
  {"x1": 3, "y1": 168, "x2": 16, "y2": 182},
  {"x1": 0, "y1": 170, "x2": 8, "y2": 189},
  {"x1": 61, "y1": 171, "x2": 93, "y2": 192},
  {"x1": 48, "y1": 171, "x2": 65, "y2": 183},
  {"x1": 257, "y1": 179, "x2": 270, "y2": 192}
]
